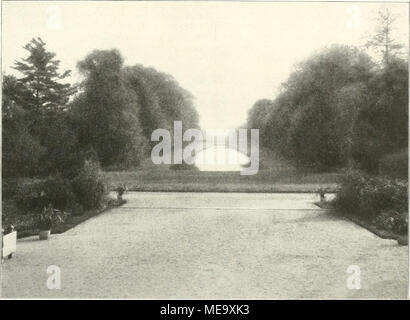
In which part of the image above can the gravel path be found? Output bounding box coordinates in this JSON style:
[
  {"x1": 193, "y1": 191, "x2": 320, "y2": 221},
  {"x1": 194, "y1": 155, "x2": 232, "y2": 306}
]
[{"x1": 1, "y1": 192, "x2": 407, "y2": 299}]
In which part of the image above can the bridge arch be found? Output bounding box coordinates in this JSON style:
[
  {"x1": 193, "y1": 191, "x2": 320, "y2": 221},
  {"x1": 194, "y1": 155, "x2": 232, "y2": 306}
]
[{"x1": 190, "y1": 143, "x2": 250, "y2": 171}]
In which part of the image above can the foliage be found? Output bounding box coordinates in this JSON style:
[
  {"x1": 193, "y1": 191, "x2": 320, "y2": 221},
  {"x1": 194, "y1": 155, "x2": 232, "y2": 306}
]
[
  {"x1": 12, "y1": 161, "x2": 109, "y2": 215},
  {"x1": 1, "y1": 74, "x2": 27, "y2": 115},
  {"x1": 333, "y1": 170, "x2": 408, "y2": 233},
  {"x1": 2, "y1": 91, "x2": 45, "y2": 177},
  {"x1": 349, "y1": 56, "x2": 408, "y2": 174},
  {"x1": 71, "y1": 160, "x2": 108, "y2": 210},
  {"x1": 246, "y1": 99, "x2": 274, "y2": 147},
  {"x1": 37, "y1": 204, "x2": 66, "y2": 231},
  {"x1": 115, "y1": 185, "x2": 126, "y2": 196},
  {"x1": 3, "y1": 40, "x2": 200, "y2": 178},
  {"x1": 14, "y1": 162, "x2": 108, "y2": 214},
  {"x1": 12, "y1": 38, "x2": 76, "y2": 118},
  {"x1": 41, "y1": 175, "x2": 77, "y2": 211},
  {"x1": 71, "y1": 202, "x2": 85, "y2": 217},
  {"x1": 2, "y1": 179, "x2": 19, "y2": 199},
  {"x1": 71, "y1": 51, "x2": 199, "y2": 168},
  {"x1": 249, "y1": 45, "x2": 376, "y2": 170},
  {"x1": 2, "y1": 124, "x2": 45, "y2": 178},
  {"x1": 14, "y1": 175, "x2": 77, "y2": 213},
  {"x1": 379, "y1": 150, "x2": 408, "y2": 179},
  {"x1": 2, "y1": 37, "x2": 78, "y2": 178},
  {"x1": 247, "y1": 45, "x2": 407, "y2": 173},
  {"x1": 37, "y1": 113, "x2": 84, "y2": 178},
  {"x1": 123, "y1": 65, "x2": 199, "y2": 138},
  {"x1": 246, "y1": 9, "x2": 407, "y2": 173},
  {"x1": 374, "y1": 210, "x2": 408, "y2": 235},
  {"x1": 72, "y1": 49, "x2": 142, "y2": 167},
  {"x1": 14, "y1": 180, "x2": 49, "y2": 213}
]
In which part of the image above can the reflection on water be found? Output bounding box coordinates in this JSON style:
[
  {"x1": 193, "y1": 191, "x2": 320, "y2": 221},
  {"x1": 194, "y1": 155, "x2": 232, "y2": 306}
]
[{"x1": 194, "y1": 146, "x2": 250, "y2": 171}]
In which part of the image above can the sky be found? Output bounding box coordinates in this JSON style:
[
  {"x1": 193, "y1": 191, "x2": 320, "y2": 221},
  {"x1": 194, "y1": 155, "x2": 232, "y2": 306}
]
[{"x1": 2, "y1": 1, "x2": 408, "y2": 129}]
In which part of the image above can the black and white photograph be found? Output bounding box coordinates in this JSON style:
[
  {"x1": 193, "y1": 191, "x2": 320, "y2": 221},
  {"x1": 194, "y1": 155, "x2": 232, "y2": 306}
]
[{"x1": 0, "y1": 0, "x2": 409, "y2": 302}]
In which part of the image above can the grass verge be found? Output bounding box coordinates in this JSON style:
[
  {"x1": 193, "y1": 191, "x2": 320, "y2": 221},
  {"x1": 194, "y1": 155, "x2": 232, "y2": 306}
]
[{"x1": 103, "y1": 169, "x2": 341, "y2": 193}]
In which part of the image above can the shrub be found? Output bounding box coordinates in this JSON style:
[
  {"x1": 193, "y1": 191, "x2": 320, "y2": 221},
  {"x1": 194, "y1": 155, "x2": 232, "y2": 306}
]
[
  {"x1": 42, "y1": 175, "x2": 77, "y2": 211},
  {"x1": 379, "y1": 150, "x2": 408, "y2": 180},
  {"x1": 2, "y1": 179, "x2": 19, "y2": 199},
  {"x1": 71, "y1": 202, "x2": 85, "y2": 216},
  {"x1": 334, "y1": 170, "x2": 408, "y2": 233},
  {"x1": 14, "y1": 180, "x2": 49, "y2": 213},
  {"x1": 14, "y1": 176, "x2": 77, "y2": 213},
  {"x1": 72, "y1": 160, "x2": 108, "y2": 210},
  {"x1": 374, "y1": 210, "x2": 408, "y2": 235},
  {"x1": 2, "y1": 124, "x2": 45, "y2": 178},
  {"x1": 357, "y1": 177, "x2": 407, "y2": 219},
  {"x1": 14, "y1": 162, "x2": 108, "y2": 214},
  {"x1": 333, "y1": 170, "x2": 366, "y2": 215},
  {"x1": 37, "y1": 114, "x2": 84, "y2": 179}
]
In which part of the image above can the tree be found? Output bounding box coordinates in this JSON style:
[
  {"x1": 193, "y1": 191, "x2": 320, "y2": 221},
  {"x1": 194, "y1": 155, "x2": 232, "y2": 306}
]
[
  {"x1": 332, "y1": 83, "x2": 369, "y2": 167},
  {"x1": 352, "y1": 57, "x2": 408, "y2": 172},
  {"x1": 252, "y1": 45, "x2": 375, "y2": 170},
  {"x1": 13, "y1": 37, "x2": 76, "y2": 132},
  {"x1": 1, "y1": 74, "x2": 27, "y2": 115},
  {"x1": 123, "y1": 66, "x2": 168, "y2": 141},
  {"x1": 71, "y1": 48, "x2": 200, "y2": 168},
  {"x1": 2, "y1": 120, "x2": 45, "y2": 177},
  {"x1": 124, "y1": 65, "x2": 199, "y2": 150},
  {"x1": 366, "y1": 7, "x2": 405, "y2": 66},
  {"x1": 247, "y1": 99, "x2": 273, "y2": 130},
  {"x1": 4, "y1": 39, "x2": 80, "y2": 177},
  {"x1": 71, "y1": 49, "x2": 147, "y2": 167},
  {"x1": 2, "y1": 76, "x2": 45, "y2": 177},
  {"x1": 349, "y1": 7, "x2": 409, "y2": 172},
  {"x1": 38, "y1": 113, "x2": 84, "y2": 178}
]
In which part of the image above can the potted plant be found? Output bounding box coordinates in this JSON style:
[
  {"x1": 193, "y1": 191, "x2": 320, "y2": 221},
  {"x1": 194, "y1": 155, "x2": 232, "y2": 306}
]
[
  {"x1": 318, "y1": 188, "x2": 326, "y2": 203},
  {"x1": 38, "y1": 204, "x2": 65, "y2": 240},
  {"x1": 115, "y1": 185, "x2": 126, "y2": 202}
]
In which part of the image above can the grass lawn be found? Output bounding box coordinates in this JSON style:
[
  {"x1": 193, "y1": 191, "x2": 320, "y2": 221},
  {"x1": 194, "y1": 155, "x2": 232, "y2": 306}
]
[
  {"x1": 103, "y1": 148, "x2": 341, "y2": 193},
  {"x1": 103, "y1": 168, "x2": 341, "y2": 193}
]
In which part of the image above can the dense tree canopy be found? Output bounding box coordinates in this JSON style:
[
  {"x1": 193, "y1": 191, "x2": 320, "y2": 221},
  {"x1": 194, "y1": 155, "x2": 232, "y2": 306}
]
[
  {"x1": 246, "y1": 44, "x2": 408, "y2": 172},
  {"x1": 246, "y1": 8, "x2": 408, "y2": 174},
  {"x1": 2, "y1": 40, "x2": 199, "y2": 177},
  {"x1": 123, "y1": 65, "x2": 199, "y2": 144},
  {"x1": 71, "y1": 49, "x2": 145, "y2": 167},
  {"x1": 71, "y1": 49, "x2": 199, "y2": 167}
]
